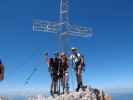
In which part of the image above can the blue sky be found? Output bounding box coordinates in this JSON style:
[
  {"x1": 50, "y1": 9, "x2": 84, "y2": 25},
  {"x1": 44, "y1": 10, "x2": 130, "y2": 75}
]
[{"x1": 0, "y1": 0, "x2": 133, "y2": 93}]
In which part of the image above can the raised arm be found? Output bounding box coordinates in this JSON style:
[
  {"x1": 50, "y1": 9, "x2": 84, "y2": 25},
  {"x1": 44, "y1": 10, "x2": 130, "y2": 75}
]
[
  {"x1": 44, "y1": 52, "x2": 52, "y2": 72},
  {"x1": 44, "y1": 52, "x2": 49, "y2": 63}
]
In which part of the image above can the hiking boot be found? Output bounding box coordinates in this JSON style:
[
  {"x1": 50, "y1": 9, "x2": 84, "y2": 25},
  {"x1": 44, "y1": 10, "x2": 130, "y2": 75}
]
[
  {"x1": 50, "y1": 90, "x2": 54, "y2": 96},
  {"x1": 76, "y1": 83, "x2": 81, "y2": 92},
  {"x1": 76, "y1": 87, "x2": 80, "y2": 92},
  {"x1": 81, "y1": 85, "x2": 87, "y2": 91}
]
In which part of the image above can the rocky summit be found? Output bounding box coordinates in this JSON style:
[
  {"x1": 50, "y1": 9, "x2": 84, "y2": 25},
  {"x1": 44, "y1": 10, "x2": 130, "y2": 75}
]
[{"x1": 47, "y1": 87, "x2": 112, "y2": 100}]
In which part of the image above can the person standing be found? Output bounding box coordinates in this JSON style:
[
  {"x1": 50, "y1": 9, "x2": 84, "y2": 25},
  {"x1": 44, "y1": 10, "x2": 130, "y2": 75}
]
[
  {"x1": 70, "y1": 47, "x2": 85, "y2": 91},
  {"x1": 0, "y1": 59, "x2": 4, "y2": 81},
  {"x1": 44, "y1": 52, "x2": 60, "y2": 96},
  {"x1": 59, "y1": 52, "x2": 69, "y2": 94}
]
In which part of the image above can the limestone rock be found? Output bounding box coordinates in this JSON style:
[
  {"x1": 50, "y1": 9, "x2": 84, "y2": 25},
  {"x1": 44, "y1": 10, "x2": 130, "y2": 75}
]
[
  {"x1": 28, "y1": 87, "x2": 112, "y2": 100},
  {"x1": 46, "y1": 87, "x2": 112, "y2": 100}
]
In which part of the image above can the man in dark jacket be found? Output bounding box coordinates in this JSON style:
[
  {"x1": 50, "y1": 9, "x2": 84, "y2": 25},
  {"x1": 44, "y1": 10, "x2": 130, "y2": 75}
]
[
  {"x1": 0, "y1": 59, "x2": 4, "y2": 81},
  {"x1": 44, "y1": 52, "x2": 61, "y2": 95}
]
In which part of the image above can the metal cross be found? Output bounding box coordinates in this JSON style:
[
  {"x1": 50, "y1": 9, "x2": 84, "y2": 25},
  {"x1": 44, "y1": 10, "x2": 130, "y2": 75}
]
[{"x1": 33, "y1": 0, "x2": 93, "y2": 52}]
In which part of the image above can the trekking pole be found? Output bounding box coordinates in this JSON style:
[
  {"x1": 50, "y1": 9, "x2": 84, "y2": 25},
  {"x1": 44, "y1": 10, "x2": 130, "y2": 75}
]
[
  {"x1": 24, "y1": 68, "x2": 38, "y2": 85},
  {"x1": 59, "y1": 77, "x2": 61, "y2": 95},
  {"x1": 63, "y1": 69, "x2": 68, "y2": 93},
  {"x1": 65, "y1": 70, "x2": 69, "y2": 93},
  {"x1": 56, "y1": 78, "x2": 58, "y2": 95},
  {"x1": 71, "y1": 60, "x2": 75, "y2": 91},
  {"x1": 63, "y1": 69, "x2": 65, "y2": 93},
  {"x1": 57, "y1": 59, "x2": 61, "y2": 95}
]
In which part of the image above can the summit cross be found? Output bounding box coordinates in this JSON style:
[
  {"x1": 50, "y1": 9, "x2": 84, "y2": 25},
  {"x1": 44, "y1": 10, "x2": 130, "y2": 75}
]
[{"x1": 33, "y1": 0, "x2": 93, "y2": 51}]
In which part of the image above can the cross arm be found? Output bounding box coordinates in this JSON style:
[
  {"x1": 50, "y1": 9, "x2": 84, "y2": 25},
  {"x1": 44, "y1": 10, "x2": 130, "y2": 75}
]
[
  {"x1": 67, "y1": 24, "x2": 93, "y2": 37},
  {"x1": 33, "y1": 20, "x2": 61, "y2": 33}
]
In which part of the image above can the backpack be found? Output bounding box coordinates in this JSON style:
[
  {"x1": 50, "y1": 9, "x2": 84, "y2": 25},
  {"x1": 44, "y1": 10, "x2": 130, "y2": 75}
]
[
  {"x1": 81, "y1": 55, "x2": 85, "y2": 67},
  {"x1": 74, "y1": 53, "x2": 85, "y2": 67},
  {"x1": 49, "y1": 57, "x2": 62, "y2": 74}
]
